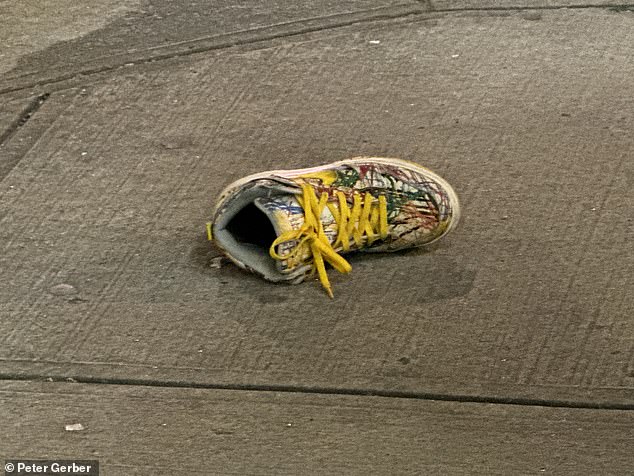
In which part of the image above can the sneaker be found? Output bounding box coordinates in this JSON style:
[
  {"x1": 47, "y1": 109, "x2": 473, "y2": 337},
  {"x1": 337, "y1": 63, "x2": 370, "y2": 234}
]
[{"x1": 208, "y1": 157, "x2": 460, "y2": 297}]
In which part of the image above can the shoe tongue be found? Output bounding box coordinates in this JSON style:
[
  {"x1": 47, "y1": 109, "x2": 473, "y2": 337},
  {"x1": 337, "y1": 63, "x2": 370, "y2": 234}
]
[
  {"x1": 253, "y1": 195, "x2": 306, "y2": 274},
  {"x1": 253, "y1": 195, "x2": 305, "y2": 235},
  {"x1": 253, "y1": 194, "x2": 337, "y2": 274}
]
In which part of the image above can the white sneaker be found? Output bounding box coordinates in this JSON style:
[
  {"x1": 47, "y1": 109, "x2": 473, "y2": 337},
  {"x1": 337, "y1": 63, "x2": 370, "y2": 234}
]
[{"x1": 209, "y1": 157, "x2": 460, "y2": 297}]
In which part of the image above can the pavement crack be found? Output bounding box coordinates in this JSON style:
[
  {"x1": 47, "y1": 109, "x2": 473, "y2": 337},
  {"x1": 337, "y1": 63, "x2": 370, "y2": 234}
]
[
  {"x1": 429, "y1": 2, "x2": 634, "y2": 13},
  {"x1": 1, "y1": 374, "x2": 632, "y2": 411},
  {"x1": 0, "y1": 93, "x2": 50, "y2": 147}
]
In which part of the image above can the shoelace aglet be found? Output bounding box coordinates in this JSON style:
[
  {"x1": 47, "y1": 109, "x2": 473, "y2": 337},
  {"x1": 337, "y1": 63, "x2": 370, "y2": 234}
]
[
  {"x1": 325, "y1": 286, "x2": 334, "y2": 299},
  {"x1": 206, "y1": 222, "x2": 213, "y2": 241}
]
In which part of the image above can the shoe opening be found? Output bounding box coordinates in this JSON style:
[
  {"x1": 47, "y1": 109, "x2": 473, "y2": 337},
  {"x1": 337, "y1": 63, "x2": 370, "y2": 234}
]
[
  {"x1": 225, "y1": 202, "x2": 277, "y2": 249},
  {"x1": 213, "y1": 181, "x2": 308, "y2": 282}
]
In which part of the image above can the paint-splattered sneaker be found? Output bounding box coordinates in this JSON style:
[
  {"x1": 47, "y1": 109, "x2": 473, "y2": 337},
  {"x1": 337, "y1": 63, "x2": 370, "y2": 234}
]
[{"x1": 209, "y1": 157, "x2": 460, "y2": 297}]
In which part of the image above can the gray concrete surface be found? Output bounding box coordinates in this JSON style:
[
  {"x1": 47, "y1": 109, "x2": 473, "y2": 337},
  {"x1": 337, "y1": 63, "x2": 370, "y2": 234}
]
[
  {"x1": 3, "y1": 1, "x2": 629, "y2": 94},
  {"x1": 0, "y1": 97, "x2": 33, "y2": 143},
  {"x1": 3, "y1": 381, "x2": 633, "y2": 475},
  {"x1": 435, "y1": 0, "x2": 626, "y2": 8},
  {"x1": 0, "y1": 0, "x2": 423, "y2": 93},
  {"x1": 0, "y1": 0, "x2": 139, "y2": 75},
  {"x1": 1, "y1": 1, "x2": 633, "y2": 474}
]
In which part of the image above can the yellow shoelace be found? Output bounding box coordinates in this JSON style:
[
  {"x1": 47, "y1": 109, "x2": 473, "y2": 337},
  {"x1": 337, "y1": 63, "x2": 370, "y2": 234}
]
[{"x1": 269, "y1": 183, "x2": 388, "y2": 298}]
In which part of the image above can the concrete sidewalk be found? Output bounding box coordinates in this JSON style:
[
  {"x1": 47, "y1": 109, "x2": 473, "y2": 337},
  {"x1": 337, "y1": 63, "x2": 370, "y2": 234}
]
[{"x1": 1, "y1": 1, "x2": 633, "y2": 474}]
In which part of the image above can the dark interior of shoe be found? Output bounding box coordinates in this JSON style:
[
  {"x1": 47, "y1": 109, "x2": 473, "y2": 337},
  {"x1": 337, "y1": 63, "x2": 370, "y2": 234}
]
[{"x1": 226, "y1": 202, "x2": 276, "y2": 249}]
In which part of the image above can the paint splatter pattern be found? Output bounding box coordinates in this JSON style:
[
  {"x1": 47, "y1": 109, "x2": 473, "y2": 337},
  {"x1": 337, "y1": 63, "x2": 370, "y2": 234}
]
[
  {"x1": 303, "y1": 163, "x2": 452, "y2": 248},
  {"x1": 257, "y1": 162, "x2": 455, "y2": 271}
]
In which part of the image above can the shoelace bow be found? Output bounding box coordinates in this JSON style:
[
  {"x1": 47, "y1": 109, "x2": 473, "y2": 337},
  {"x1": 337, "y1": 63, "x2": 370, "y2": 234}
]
[{"x1": 269, "y1": 183, "x2": 388, "y2": 298}]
